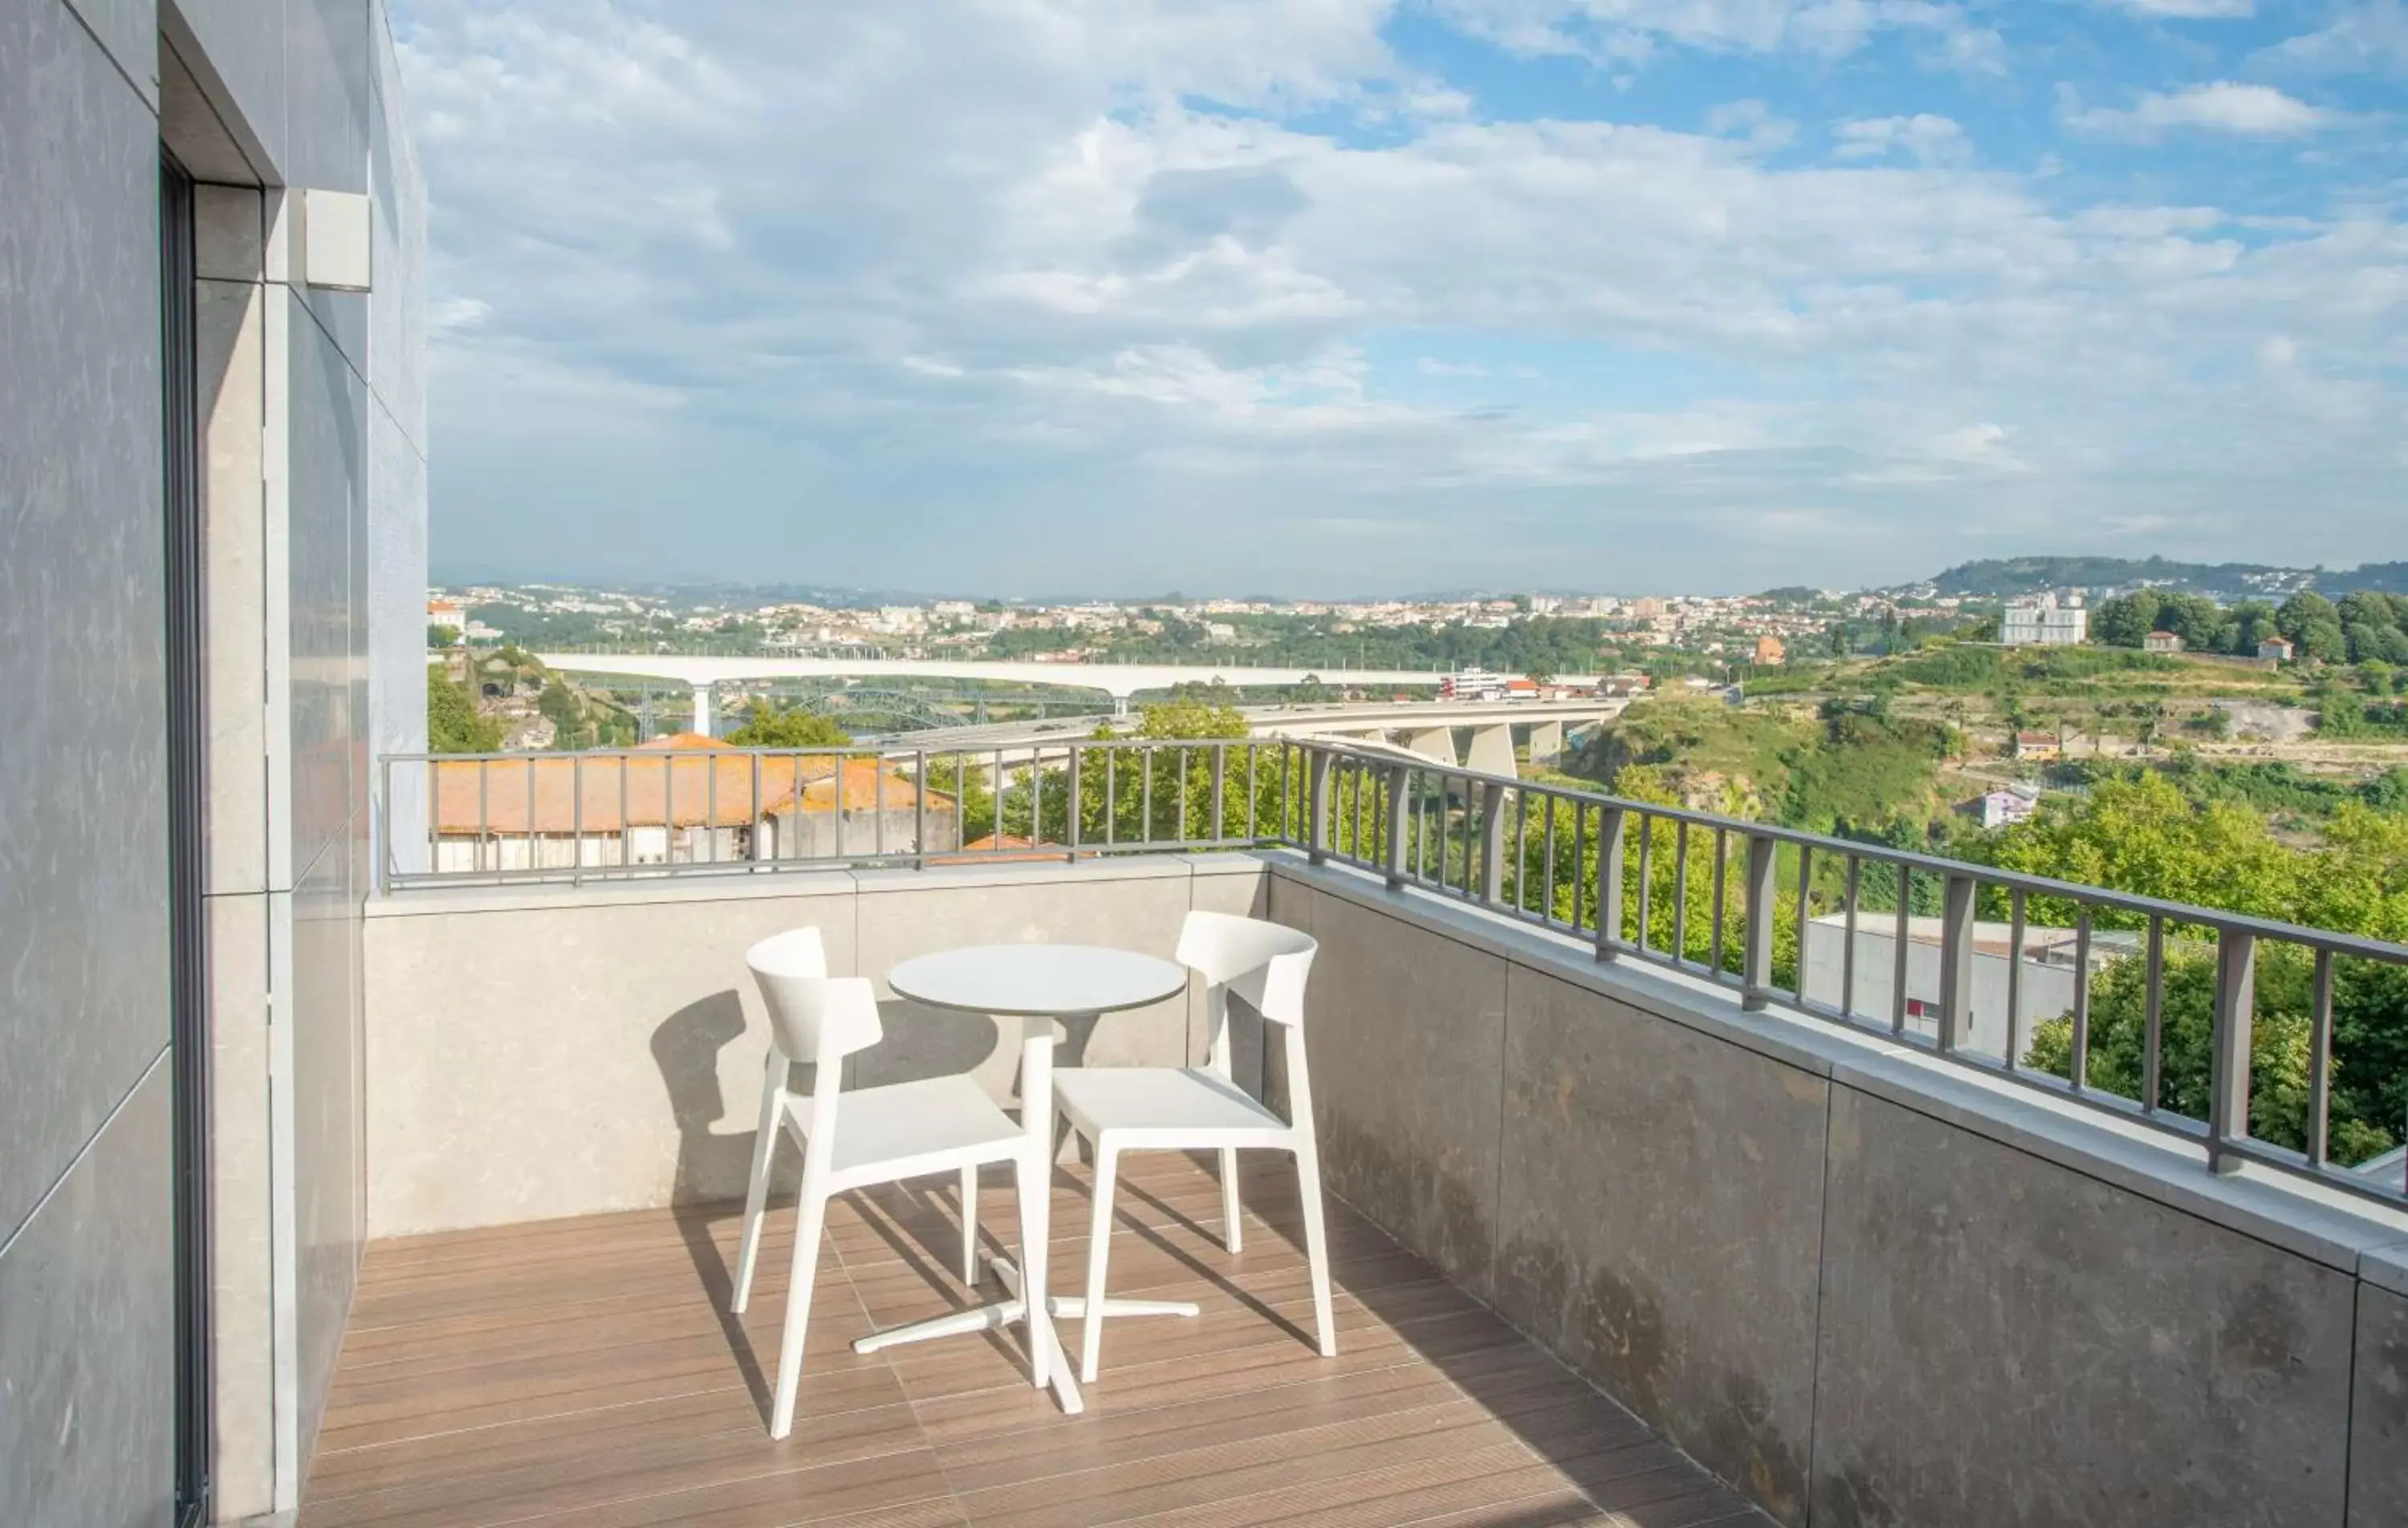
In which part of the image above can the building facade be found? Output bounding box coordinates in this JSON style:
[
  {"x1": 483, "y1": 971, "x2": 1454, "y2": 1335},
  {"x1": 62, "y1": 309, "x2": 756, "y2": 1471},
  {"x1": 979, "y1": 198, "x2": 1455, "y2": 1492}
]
[
  {"x1": 425, "y1": 738, "x2": 962, "y2": 873},
  {"x1": 2002, "y1": 594, "x2": 2089, "y2": 646},
  {"x1": 1, "y1": 5, "x2": 426, "y2": 1523}
]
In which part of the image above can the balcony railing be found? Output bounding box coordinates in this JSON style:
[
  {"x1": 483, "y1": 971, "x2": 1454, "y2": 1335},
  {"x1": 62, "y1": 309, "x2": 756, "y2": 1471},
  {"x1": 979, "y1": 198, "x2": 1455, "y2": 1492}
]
[{"x1": 380, "y1": 735, "x2": 2408, "y2": 1209}]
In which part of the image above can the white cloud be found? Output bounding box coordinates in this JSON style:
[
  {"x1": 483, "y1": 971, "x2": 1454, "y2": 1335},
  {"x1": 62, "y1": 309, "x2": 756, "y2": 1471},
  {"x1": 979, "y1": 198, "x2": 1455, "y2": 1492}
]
[
  {"x1": 1706, "y1": 99, "x2": 1800, "y2": 152},
  {"x1": 393, "y1": 0, "x2": 2408, "y2": 591},
  {"x1": 2060, "y1": 81, "x2": 2352, "y2": 138},
  {"x1": 1428, "y1": 0, "x2": 2003, "y2": 71},
  {"x1": 1831, "y1": 113, "x2": 1969, "y2": 165},
  {"x1": 1418, "y1": 357, "x2": 1491, "y2": 376},
  {"x1": 2264, "y1": 1, "x2": 2408, "y2": 74},
  {"x1": 2104, "y1": 0, "x2": 2253, "y2": 18}
]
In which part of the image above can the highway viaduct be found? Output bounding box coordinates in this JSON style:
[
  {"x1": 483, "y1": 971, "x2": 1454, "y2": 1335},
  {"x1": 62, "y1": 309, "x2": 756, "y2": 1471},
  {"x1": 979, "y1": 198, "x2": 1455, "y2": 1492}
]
[{"x1": 535, "y1": 652, "x2": 1606, "y2": 738}]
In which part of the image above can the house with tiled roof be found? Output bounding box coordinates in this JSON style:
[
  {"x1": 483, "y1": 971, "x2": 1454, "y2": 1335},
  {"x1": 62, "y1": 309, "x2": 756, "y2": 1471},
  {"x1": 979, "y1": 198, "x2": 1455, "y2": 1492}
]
[{"x1": 429, "y1": 734, "x2": 959, "y2": 873}]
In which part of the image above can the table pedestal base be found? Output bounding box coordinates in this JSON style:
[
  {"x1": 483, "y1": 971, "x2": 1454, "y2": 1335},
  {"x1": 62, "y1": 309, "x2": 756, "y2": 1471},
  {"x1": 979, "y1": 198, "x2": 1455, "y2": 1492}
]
[{"x1": 848, "y1": 1254, "x2": 1202, "y2": 1412}]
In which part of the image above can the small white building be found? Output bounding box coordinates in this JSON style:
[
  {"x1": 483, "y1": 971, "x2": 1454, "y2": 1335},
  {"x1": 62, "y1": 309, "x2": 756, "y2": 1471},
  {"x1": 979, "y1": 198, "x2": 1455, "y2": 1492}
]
[
  {"x1": 1975, "y1": 785, "x2": 2040, "y2": 829},
  {"x1": 1800, "y1": 914, "x2": 2138, "y2": 1061},
  {"x1": 2002, "y1": 595, "x2": 2088, "y2": 647}
]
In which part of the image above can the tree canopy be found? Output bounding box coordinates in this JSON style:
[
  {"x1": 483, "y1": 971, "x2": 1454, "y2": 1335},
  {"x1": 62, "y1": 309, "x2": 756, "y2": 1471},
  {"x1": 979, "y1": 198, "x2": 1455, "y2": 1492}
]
[
  {"x1": 2092, "y1": 583, "x2": 2408, "y2": 669},
  {"x1": 725, "y1": 702, "x2": 854, "y2": 748}
]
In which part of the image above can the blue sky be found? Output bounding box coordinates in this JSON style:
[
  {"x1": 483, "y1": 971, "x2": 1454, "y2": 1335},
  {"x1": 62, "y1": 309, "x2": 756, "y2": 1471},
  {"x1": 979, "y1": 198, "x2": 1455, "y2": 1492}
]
[{"x1": 393, "y1": 1, "x2": 2408, "y2": 595}]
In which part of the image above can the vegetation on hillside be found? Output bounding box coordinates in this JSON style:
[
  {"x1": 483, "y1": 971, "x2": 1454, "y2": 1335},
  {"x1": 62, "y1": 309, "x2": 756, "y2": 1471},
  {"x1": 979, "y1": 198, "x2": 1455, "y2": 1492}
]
[
  {"x1": 1967, "y1": 772, "x2": 2408, "y2": 1161},
  {"x1": 1926, "y1": 555, "x2": 2293, "y2": 599},
  {"x1": 1576, "y1": 699, "x2": 1955, "y2": 841},
  {"x1": 2093, "y1": 586, "x2": 2408, "y2": 665},
  {"x1": 1545, "y1": 698, "x2": 2408, "y2": 1163},
  {"x1": 427, "y1": 668, "x2": 503, "y2": 753},
  {"x1": 2055, "y1": 758, "x2": 2408, "y2": 830},
  {"x1": 982, "y1": 611, "x2": 1623, "y2": 677}
]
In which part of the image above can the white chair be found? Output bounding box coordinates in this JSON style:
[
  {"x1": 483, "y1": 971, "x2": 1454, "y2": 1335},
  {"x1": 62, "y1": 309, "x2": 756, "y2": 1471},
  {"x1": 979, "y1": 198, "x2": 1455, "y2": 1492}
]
[
  {"x1": 1050, "y1": 911, "x2": 1335, "y2": 1383},
  {"x1": 729, "y1": 927, "x2": 1043, "y2": 1438}
]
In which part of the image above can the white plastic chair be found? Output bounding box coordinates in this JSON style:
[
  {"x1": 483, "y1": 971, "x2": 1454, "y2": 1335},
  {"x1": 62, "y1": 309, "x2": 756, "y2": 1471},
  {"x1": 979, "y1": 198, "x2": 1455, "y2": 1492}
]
[
  {"x1": 1049, "y1": 911, "x2": 1335, "y2": 1383},
  {"x1": 729, "y1": 927, "x2": 1043, "y2": 1438}
]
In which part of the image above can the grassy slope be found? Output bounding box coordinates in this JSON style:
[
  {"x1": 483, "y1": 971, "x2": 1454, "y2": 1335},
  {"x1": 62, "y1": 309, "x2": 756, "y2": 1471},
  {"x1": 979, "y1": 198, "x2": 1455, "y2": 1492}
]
[{"x1": 1574, "y1": 700, "x2": 1956, "y2": 837}]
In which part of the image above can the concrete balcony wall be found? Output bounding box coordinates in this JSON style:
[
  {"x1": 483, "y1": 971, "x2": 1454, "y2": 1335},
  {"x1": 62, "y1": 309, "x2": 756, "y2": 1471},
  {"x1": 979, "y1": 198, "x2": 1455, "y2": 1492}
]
[
  {"x1": 1263, "y1": 854, "x2": 2408, "y2": 1528},
  {"x1": 359, "y1": 855, "x2": 1266, "y2": 1237}
]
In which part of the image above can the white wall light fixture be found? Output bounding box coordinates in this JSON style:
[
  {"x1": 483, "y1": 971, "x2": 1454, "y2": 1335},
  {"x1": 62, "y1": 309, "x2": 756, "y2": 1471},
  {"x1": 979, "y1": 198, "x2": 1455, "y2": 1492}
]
[{"x1": 302, "y1": 189, "x2": 373, "y2": 291}]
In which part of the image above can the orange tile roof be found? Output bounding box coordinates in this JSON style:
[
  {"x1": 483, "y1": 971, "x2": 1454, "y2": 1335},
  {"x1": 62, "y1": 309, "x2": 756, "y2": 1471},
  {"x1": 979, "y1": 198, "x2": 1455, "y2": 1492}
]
[{"x1": 432, "y1": 737, "x2": 954, "y2": 835}]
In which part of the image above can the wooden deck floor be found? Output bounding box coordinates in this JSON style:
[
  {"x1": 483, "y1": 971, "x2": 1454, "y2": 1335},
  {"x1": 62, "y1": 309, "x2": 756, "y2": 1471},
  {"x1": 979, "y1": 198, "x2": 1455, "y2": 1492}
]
[{"x1": 305, "y1": 1154, "x2": 1775, "y2": 1528}]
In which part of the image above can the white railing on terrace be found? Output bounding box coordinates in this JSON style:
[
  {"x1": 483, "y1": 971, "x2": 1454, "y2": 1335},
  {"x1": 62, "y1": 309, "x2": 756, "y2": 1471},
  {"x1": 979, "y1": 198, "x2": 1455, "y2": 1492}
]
[{"x1": 378, "y1": 737, "x2": 2408, "y2": 1209}]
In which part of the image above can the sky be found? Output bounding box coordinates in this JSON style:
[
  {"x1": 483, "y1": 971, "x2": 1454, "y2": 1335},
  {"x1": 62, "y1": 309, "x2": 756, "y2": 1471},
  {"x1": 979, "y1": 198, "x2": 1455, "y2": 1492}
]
[{"x1": 392, "y1": 0, "x2": 2408, "y2": 597}]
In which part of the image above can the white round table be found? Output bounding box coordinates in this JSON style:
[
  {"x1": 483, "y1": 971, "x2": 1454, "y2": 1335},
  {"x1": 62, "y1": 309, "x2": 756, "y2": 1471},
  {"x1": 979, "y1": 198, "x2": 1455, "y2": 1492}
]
[{"x1": 865, "y1": 945, "x2": 1194, "y2": 1414}]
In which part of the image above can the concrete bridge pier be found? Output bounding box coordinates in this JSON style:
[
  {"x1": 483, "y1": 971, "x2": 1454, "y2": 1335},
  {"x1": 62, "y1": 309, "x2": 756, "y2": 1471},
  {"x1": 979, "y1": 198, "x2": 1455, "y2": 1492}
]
[
  {"x1": 1527, "y1": 719, "x2": 1564, "y2": 766},
  {"x1": 1466, "y1": 723, "x2": 1516, "y2": 779},
  {"x1": 692, "y1": 682, "x2": 716, "y2": 738},
  {"x1": 1402, "y1": 727, "x2": 1458, "y2": 766}
]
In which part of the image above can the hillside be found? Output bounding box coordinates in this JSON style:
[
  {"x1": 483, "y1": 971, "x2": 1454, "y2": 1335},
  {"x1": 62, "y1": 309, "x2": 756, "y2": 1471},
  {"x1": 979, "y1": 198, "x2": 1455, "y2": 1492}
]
[
  {"x1": 2341, "y1": 562, "x2": 2408, "y2": 596},
  {"x1": 1919, "y1": 555, "x2": 2408, "y2": 602},
  {"x1": 1572, "y1": 699, "x2": 1957, "y2": 839},
  {"x1": 1922, "y1": 556, "x2": 2297, "y2": 599}
]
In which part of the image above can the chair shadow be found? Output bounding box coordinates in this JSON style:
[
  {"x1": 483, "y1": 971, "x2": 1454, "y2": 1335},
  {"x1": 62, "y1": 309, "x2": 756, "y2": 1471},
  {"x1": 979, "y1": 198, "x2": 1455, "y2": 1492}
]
[
  {"x1": 1103, "y1": 1160, "x2": 1325, "y2": 1354},
  {"x1": 650, "y1": 991, "x2": 776, "y2": 1418}
]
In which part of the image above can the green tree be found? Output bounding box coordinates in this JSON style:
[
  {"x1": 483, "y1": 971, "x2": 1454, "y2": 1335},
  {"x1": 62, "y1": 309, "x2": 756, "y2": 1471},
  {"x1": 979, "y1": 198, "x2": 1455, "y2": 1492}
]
[
  {"x1": 428, "y1": 668, "x2": 503, "y2": 754},
  {"x1": 2277, "y1": 591, "x2": 2347, "y2": 662},
  {"x1": 2157, "y1": 591, "x2": 2227, "y2": 652},
  {"x1": 2024, "y1": 953, "x2": 2394, "y2": 1162},
  {"x1": 428, "y1": 623, "x2": 461, "y2": 649},
  {"x1": 1133, "y1": 695, "x2": 1249, "y2": 741},
  {"x1": 2337, "y1": 590, "x2": 2399, "y2": 634},
  {"x1": 2347, "y1": 624, "x2": 2408, "y2": 664},
  {"x1": 1827, "y1": 622, "x2": 1849, "y2": 659},
  {"x1": 2226, "y1": 599, "x2": 2278, "y2": 655},
  {"x1": 725, "y1": 702, "x2": 854, "y2": 748},
  {"x1": 2093, "y1": 590, "x2": 2162, "y2": 648},
  {"x1": 1972, "y1": 774, "x2": 2407, "y2": 1162}
]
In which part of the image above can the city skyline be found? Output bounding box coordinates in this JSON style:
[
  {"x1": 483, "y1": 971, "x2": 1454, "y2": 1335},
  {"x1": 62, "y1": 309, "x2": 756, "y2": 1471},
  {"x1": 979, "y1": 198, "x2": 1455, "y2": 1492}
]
[{"x1": 398, "y1": 2, "x2": 2407, "y2": 592}]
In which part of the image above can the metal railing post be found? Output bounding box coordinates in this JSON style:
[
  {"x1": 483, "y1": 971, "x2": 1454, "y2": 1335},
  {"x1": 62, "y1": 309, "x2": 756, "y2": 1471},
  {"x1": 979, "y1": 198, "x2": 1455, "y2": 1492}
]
[
  {"x1": 1308, "y1": 747, "x2": 1333, "y2": 864},
  {"x1": 1384, "y1": 764, "x2": 1409, "y2": 888},
  {"x1": 2208, "y1": 930, "x2": 2257, "y2": 1174},
  {"x1": 1595, "y1": 807, "x2": 1627, "y2": 961},
  {"x1": 1740, "y1": 833, "x2": 1777, "y2": 1010},
  {"x1": 750, "y1": 750, "x2": 764, "y2": 865},
  {"x1": 2069, "y1": 913, "x2": 2093, "y2": 1092},
  {"x1": 377, "y1": 754, "x2": 393, "y2": 892},
  {"x1": 913, "y1": 749, "x2": 928, "y2": 868},
  {"x1": 571, "y1": 754, "x2": 587, "y2": 886},
  {"x1": 1937, "y1": 873, "x2": 1976, "y2": 1055},
  {"x1": 1478, "y1": 782, "x2": 1506, "y2": 905},
  {"x1": 1067, "y1": 745, "x2": 1083, "y2": 856}
]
